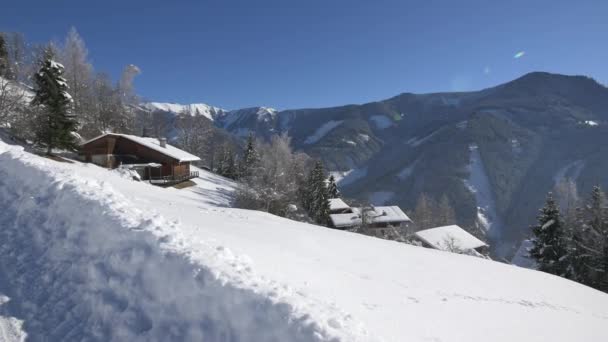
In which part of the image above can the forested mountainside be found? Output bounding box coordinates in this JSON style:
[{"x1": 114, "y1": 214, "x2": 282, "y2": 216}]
[{"x1": 149, "y1": 72, "x2": 608, "y2": 258}]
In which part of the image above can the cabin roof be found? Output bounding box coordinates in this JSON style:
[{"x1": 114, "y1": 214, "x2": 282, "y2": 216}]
[
  {"x1": 414, "y1": 225, "x2": 487, "y2": 251},
  {"x1": 329, "y1": 198, "x2": 350, "y2": 211},
  {"x1": 82, "y1": 133, "x2": 201, "y2": 163},
  {"x1": 329, "y1": 205, "x2": 412, "y2": 228}
]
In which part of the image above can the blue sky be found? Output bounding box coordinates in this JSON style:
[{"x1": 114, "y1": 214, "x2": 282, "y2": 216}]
[{"x1": 2, "y1": 0, "x2": 607, "y2": 110}]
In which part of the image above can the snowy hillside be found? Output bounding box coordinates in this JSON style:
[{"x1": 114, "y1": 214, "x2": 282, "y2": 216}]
[{"x1": 1, "y1": 138, "x2": 608, "y2": 341}]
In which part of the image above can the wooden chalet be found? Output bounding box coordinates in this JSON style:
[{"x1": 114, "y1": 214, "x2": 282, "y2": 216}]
[{"x1": 80, "y1": 133, "x2": 200, "y2": 185}]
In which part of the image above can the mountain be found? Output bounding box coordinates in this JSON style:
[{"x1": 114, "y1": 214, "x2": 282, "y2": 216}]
[
  {"x1": 145, "y1": 72, "x2": 608, "y2": 259},
  {"x1": 2, "y1": 137, "x2": 608, "y2": 341}
]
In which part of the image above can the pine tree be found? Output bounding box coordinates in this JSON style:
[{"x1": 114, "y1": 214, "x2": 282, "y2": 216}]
[
  {"x1": 305, "y1": 160, "x2": 330, "y2": 225},
  {"x1": 327, "y1": 175, "x2": 340, "y2": 198},
  {"x1": 219, "y1": 146, "x2": 238, "y2": 180},
  {"x1": 584, "y1": 186, "x2": 608, "y2": 290},
  {"x1": 31, "y1": 48, "x2": 78, "y2": 154},
  {"x1": 530, "y1": 192, "x2": 568, "y2": 276},
  {"x1": 0, "y1": 33, "x2": 10, "y2": 79},
  {"x1": 240, "y1": 133, "x2": 259, "y2": 180}
]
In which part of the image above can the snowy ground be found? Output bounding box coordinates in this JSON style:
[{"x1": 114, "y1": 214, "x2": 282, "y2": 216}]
[{"x1": 1, "y1": 138, "x2": 608, "y2": 341}]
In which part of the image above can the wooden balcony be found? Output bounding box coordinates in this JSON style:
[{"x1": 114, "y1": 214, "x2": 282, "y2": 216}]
[{"x1": 149, "y1": 171, "x2": 199, "y2": 186}]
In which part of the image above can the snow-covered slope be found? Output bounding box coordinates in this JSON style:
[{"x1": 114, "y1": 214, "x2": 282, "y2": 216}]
[{"x1": 1, "y1": 138, "x2": 608, "y2": 341}]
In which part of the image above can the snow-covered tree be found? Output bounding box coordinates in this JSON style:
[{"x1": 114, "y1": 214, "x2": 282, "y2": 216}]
[
  {"x1": 175, "y1": 110, "x2": 214, "y2": 164},
  {"x1": 118, "y1": 64, "x2": 140, "y2": 105},
  {"x1": 240, "y1": 132, "x2": 259, "y2": 180},
  {"x1": 31, "y1": 48, "x2": 78, "y2": 154},
  {"x1": 0, "y1": 33, "x2": 10, "y2": 79},
  {"x1": 304, "y1": 160, "x2": 330, "y2": 225},
  {"x1": 328, "y1": 174, "x2": 340, "y2": 198},
  {"x1": 59, "y1": 27, "x2": 94, "y2": 131},
  {"x1": 530, "y1": 192, "x2": 568, "y2": 276}
]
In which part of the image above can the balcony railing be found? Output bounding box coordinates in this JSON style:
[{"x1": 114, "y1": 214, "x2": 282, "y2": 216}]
[{"x1": 149, "y1": 171, "x2": 199, "y2": 186}]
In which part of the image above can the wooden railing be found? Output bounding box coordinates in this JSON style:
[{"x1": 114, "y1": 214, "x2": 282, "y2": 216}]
[{"x1": 149, "y1": 171, "x2": 199, "y2": 186}]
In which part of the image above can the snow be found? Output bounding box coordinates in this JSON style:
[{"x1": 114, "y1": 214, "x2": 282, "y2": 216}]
[
  {"x1": 331, "y1": 206, "x2": 411, "y2": 228},
  {"x1": 335, "y1": 167, "x2": 367, "y2": 186},
  {"x1": 82, "y1": 133, "x2": 201, "y2": 162},
  {"x1": 2, "y1": 139, "x2": 608, "y2": 341},
  {"x1": 143, "y1": 102, "x2": 226, "y2": 121},
  {"x1": 406, "y1": 129, "x2": 440, "y2": 147},
  {"x1": 464, "y1": 144, "x2": 505, "y2": 248},
  {"x1": 510, "y1": 138, "x2": 522, "y2": 154},
  {"x1": 368, "y1": 191, "x2": 395, "y2": 205},
  {"x1": 369, "y1": 115, "x2": 393, "y2": 129},
  {"x1": 329, "y1": 198, "x2": 350, "y2": 212},
  {"x1": 220, "y1": 107, "x2": 278, "y2": 129},
  {"x1": 511, "y1": 239, "x2": 538, "y2": 269},
  {"x1": 415, "y1": 225, "x2": 487, "y2": 251},
  {"x1": 358, "y1": 134, "x2": 370, "y2": 142},
  {"x1": 304, "y1": 120, "x2": 343, "y2": 145},
  {"x1": 583, "y1": 120, "x2": 599, "y2": 126},
  {"x1": 553, "y1": 160, "x2": 585, "y2": 185},
  {"x1": 397, "y1": 160, "x2": 418, "y2": 180},
  {"x1": 0, "y1": 293, "x2": 26, "y2": 342}
]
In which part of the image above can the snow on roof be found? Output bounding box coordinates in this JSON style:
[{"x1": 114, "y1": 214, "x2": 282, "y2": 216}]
[
  {"x1": 415, "y1": 225, "x2": 487, "y2": 251},
  {"x1": 330, "y1": 206, "x2": 411, "y2": 228},
  {"x1": 330, "y1": 213, "x2": 362, "y2": 228},
  {"x1": 329, "y1": 198, "x2": 350, "y2": 211},
  {"x1": 82, "y1": 133, "x2": 201, "y2": 162}
]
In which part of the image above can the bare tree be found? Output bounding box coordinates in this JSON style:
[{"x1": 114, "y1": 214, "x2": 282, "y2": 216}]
[
  {"x1": 174, "y1": 110, "x2": 214, "y2": 165},
  {"x1": 436, "y1": 194, "x2": 457, "y2": 226},
  {"x1": 0, "y1": 78, "x2": 26, "y2": 125},
  {"x1": 413, "y1": 193, "x2": 434, "y2": 230},
  {"x1": 59, "y1": 27, "x2": 94, "y2": 128}
]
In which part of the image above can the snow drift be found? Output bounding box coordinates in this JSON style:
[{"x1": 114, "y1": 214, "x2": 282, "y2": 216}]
[{"x1": 1, "y1": 138, "x2": 608, "y2": 342}]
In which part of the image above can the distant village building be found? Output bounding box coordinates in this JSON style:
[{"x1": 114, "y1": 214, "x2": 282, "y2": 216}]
[
  {"x1": 328, "y1": 198, "x2": 412, "y2": 238},
  {"x1": 80, "y1": 133, "x2": 200, "y2": 186},
  {"x1": 414, "y1": 225, "x2": 489, "y2": 257}
]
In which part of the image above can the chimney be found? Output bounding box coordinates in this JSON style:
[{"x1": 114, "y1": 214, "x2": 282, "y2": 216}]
[{"x1": 159, "y1": 138, "x2": 167, "y2": 148}]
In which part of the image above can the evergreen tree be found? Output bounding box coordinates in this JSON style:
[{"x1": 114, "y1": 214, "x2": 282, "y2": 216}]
[
  {"x1": 327, "y1": 175, "x2": 340, "y2": 199},
  {"x1": 530, "y1": 192, "x2": 569, "y2": 276},
  {"x1": 31, "y1": 48, "x2": 78, "y2": 154},
  {"x1": 304, "y1": 160, "x2": 330, "y2": 225},
  {"x1": 584, "y1": 186, "x2": 608, "y2": 290},
  {"x1": 240, "y1": 133, "x2": 259, "y2": 180},
  {"x1": 219, "y1": 146, "x2": 238, "y2": 180},
  {"x1": 0, "y1": 33, "x2": 10, "y2": 79}
]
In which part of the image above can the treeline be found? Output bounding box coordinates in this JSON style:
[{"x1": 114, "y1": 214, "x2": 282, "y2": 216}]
[
  {"x1": 530, "y1": 180, "x2": 608, "y2": 293},
  {"x1": 0, "y1": 28, "x2": 142, "y2": 149},
  {"x1": 219, "y1": 133, "x2": 339, "y2": 225}
]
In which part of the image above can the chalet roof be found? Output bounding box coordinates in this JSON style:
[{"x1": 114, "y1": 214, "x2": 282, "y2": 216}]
[
  {"x1": 82, "y1": 133, "x2": 201, "y2": 163},
  {"x1": 329, "y1": 198, "x2": 350, "y2": 211},
  {"x1": 414, "y1": 225, "x2": 487, "y2": 251},
  {"x1": 330, "y1": 206, "x2": 412, "y2": 228}
]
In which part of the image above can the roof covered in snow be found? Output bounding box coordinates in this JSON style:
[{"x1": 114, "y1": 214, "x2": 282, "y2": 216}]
[
  {"x1": 330, "y1": 206, "x2": 412, "y2": 228},
  {"x1": 329, "y1": 198, "x2": 350, "y2": 212},
  {"x1": 82, "y1": 133, "x2": 201, "y2": 162},
  {"x1": 415, "y1": 225, "x2": 487, "y2": 251}
]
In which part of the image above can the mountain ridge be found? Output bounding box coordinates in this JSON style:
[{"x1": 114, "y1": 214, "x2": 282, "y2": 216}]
[{"x1": 145, "y1": 72, "x2": 608, "y2": 259}]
